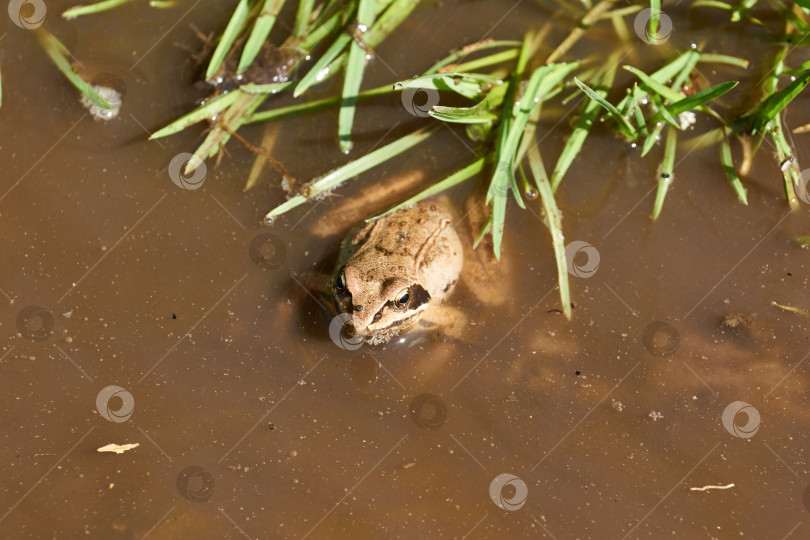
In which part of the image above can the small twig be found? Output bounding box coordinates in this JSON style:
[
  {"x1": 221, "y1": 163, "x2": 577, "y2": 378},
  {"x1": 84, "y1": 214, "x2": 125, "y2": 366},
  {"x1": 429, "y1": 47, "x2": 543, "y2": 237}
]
[{"x1": 220, "y1": 122, "x2": 293, "y2": 181}]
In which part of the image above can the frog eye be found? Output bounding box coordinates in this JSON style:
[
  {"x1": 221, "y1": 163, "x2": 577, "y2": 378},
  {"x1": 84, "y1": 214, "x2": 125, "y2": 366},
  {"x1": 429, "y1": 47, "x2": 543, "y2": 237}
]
[
  {"x1": 335, "y1": 270, "x2": 347, "y2": 291},
  {"x1": 394, "y1": 287, "x2": 410, "y2": 310}
]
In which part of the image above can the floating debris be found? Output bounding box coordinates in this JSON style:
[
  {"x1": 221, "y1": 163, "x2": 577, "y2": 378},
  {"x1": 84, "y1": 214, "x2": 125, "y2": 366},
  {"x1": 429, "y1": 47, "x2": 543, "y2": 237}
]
[
  {"x1": 97, "y1": 443, "x2": 139, "y2": 454},
  {"x1": 689, "y1": 483, "x2": 735, "y2": 492}
]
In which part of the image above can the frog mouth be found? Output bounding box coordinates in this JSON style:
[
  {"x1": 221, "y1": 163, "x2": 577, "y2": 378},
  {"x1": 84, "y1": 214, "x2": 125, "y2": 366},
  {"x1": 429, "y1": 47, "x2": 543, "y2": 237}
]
[{"x1": 362, "y1": 312, "x2": 422, "y2": 339}]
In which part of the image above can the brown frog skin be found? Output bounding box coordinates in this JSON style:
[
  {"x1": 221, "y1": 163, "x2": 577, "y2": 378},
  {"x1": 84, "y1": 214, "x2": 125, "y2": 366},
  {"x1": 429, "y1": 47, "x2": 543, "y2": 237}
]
[{"x1": 331, "y1": 200, "x2": 463, "y2": 345}]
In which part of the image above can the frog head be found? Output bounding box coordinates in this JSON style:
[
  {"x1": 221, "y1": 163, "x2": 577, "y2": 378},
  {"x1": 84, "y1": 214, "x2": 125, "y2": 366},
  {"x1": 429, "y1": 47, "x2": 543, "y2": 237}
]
[{"x1": 332, "y1": 259, "x2": 432, "y2": 344}]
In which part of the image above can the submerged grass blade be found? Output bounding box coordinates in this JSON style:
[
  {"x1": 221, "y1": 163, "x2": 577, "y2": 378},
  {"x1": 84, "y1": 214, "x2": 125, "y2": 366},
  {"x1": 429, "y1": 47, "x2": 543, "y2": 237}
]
[
  {"x1": 264, "y1": 125, "x2": 438, "y2": 220},
  {"x1": 185, "y1": 91, "x2": 268, "y2": 174},
  {"x1": 36, "y1": 30, "x2": 112, "y2": 109},
  {"x1": 206, "y1": 0, "x2": 251, "y2": 81},
  {"x1": 373, "y1": 158, "x2": 487, "y2": 218},
  {"x1": 238, "y1": 0, "x2": 287, "y2": 74},
  {"x1": 63, "y1": 0, "x2": 133, "y2": 19},
  {"x1": 651, "y1": 124, "x2": 677, "y2": 220},
  {"x1": 719, "y1": 135, "x2": 748, "y2": 204}
]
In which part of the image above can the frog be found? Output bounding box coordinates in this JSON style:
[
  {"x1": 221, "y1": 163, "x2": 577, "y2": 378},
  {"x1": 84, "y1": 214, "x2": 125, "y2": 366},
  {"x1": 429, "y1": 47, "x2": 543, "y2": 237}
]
[
  {"x1": 299, "y1": 175, "x2": 510, "y2": 346},
  {"x1": 332, "y1": 199, "x2": 464, "y2": 345}
]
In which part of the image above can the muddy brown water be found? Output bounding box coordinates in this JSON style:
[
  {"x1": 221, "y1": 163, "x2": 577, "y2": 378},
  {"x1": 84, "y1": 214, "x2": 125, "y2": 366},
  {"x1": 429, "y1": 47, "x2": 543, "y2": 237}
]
[{"x1": 2, "y1": 0, "x2": 810, "y2": 538}]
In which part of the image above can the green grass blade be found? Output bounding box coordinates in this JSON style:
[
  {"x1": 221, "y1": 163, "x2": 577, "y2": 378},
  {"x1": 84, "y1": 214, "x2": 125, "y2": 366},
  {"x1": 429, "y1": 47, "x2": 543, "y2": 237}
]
[
  {"x1": 770, "y1": 118, "x2": 800, "y2": 209},
  {"x1": 36, "y1": 30, "x2": 112, "y2": 109},
  {"x1": 151, "y1": 91, "x2": 241, "y2": 139},
  {"x1": 296, "y1": 0, "x2": 403, "y2": 95},
  {"x1": 338, "y1": 0, "x2": 376, "y2": 152},
  {"x1": 238, "y1": 0, "x2": 287, "y2": 74},
  {"x1": 653, "y1": 94, "x2": 680, "y2": 128},
  {"x1": 740, "y1": 70, "x2": 810, "y2": 134},
  {"x1": 616, "y1": 51, "x2": 698, "y2": 111},
  {"x1": 719, "y1": 135, "x2": 748, "y2": 204},
  {"x1": 623, "y1": 65, "x2": 683, "y2": 102},
  {"x1": 575, "y1": 77, "x2": 637, "y2": 139},
  {"x1": 550, "y1": 90, "x2": 601, "y2": 191},
  {"x1": 429, "y1": 105, "x2": 498, "y2": 123},
  {"x1": 250, "y1": 83, "x2": 392, "y2": 123},
  {"x1": 641, "y1": 122, "x2": 665, "y2": 156},
  {"x1": 450, "y1": 49, "x2": 519, "y2": 74},
  {"x1": 294, "y1": 0, "x2": 316, "y2": 36},
  {"x1": 651, "y1": 124, "x2": 677, "y2": 220},
  {"x1": 206, "y1": 0, "x2": 251, "y2": 81},
  {"x1": 485, "y1": 31, "x2": 535, "y2": 259},
  {"x1": 649, "y1": 0, "x2": 661, "y2": 36},
  {"x1": 264, "y1": 126, "x2": 438, "y2": 220},
  {"x1": 490, "y1": 65, "x2": 552, "y2": 208},
  {"x1": 424, "y1": 40, "x2": 521, "y2": 74},
  {"x1": 652, "y1": 80, "x2": 737, "y2": 122},
  {"x1": 295, "y1": 32, "x2": 353, "y2": 97},
  {"x1": 526, "y1": 145, "x2": 571, "y2": 319},
  {"x1": 63, "y1": 0, "x2": 133, "y2": 18},
  {"x1": 550, "y1": 56, "x2": 621, "y2": 193},
  {"x1": 632, "y1": 99, "x2": 651, "y2": 134},
  {"x1": 298, "y1": 9, "x2": 342, "y2": 51},
  {"x1": 697, "y1": 53, "x2": 749, "y2": 68},
  {"x1": 669, "y1": 50, "x2": 700, "y2": 92},
  {"x1": 395, "y1": 73, "x2": 501, "y2": 100},
  {"x1": 373, "y1": 158, "x2": 487, "y2": 219}
]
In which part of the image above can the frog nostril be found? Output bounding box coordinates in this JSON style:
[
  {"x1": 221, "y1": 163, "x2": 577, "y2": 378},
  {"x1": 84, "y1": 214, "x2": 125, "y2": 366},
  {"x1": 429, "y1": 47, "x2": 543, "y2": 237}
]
[{"x1": 354, "y1": 305, "x2": 363, "y2": 312}]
